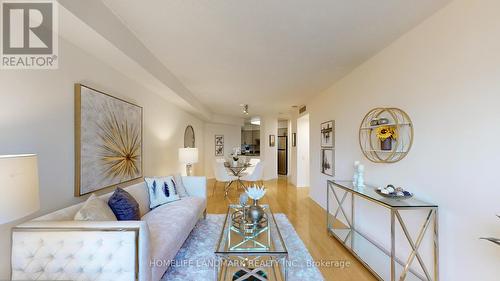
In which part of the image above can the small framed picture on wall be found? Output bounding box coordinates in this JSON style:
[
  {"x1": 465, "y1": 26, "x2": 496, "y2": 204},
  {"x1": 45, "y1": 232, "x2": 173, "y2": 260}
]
[
  {"x1": 292, "y1": 133, "x2": 297, "y2": 147},
  {"x1": 215, "y1": 135, "x2": 224, "y2": 156},
  {"x1": 321, "y1": 148, "x2": 334, "y2": 176},
  {"x1": 321, "y1": 120, "x2": 334, "y2": 147},
  {"x1": 269, "y1": 135, "x2": 276, "y2": 147}
]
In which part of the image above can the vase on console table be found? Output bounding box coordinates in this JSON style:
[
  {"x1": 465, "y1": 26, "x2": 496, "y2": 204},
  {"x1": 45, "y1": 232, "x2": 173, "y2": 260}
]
[
  {"x1": 356, "y1": 164, "x2": 365, "y2": 188},
  {"x1": 352, "y1": 161, "x2": 360, "y2": 186}
]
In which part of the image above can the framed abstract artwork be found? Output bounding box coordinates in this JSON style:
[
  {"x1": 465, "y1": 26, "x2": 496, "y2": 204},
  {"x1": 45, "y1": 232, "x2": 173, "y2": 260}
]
[
  {"x1": 321, "y1": 148, "x2": 334, "y2": 176},
  {"x1": 321, "y1": 120, "x2": 334, "y2": 147},
  {"x1": 215, "y1": 135, "x2": 224, "y2": 156},
  {"x1": 75, "y1": 84, "x2": 143, "y2": 196}
]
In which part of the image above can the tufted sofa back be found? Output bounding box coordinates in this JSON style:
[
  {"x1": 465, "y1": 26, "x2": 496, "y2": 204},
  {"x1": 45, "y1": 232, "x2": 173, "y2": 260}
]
[{"x1": 34, "y1": 181, "x2": 151, "y2": 222}]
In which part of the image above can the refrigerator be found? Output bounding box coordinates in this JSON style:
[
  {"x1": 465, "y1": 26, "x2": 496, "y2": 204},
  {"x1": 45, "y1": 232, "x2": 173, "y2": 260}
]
[{"x1": 278, "y1": 136, "x2": 287, "y2": 175}]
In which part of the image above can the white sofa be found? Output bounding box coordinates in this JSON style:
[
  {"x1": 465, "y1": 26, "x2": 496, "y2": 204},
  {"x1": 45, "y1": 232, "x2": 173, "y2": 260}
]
[{"x1": 11, "y1": 176, "x2": 207, "y2": 281}]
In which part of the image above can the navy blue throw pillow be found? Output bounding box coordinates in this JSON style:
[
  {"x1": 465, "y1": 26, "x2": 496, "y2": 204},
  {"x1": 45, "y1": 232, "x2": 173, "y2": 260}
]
[{"x1": 108, "y1": 187, "x2": 140, "y2": 220}]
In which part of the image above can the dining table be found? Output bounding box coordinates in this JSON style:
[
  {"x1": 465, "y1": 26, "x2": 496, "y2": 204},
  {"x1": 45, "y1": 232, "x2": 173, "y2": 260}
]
[{"x1": 224, "y1": 162, "x2": 251, "y2": 191}]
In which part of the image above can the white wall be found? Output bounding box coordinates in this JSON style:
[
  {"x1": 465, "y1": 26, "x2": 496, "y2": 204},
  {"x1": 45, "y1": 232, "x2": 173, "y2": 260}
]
[
  {"x1": 307, "y1": 0, "x2": 500, "y2": 280},
  {"x1": 0, "y1": 38, "x2": 205, "y2": 278},
  {"x1": 204, "y1": 123, "x2": 242, "y2": 178},
  {"x1": 278, "y1": 120, "x2": 288, "y2": 130},
  {"x1": 296, "y1": 114, "x2": 310, "y2": 187},
  {"x1": 287, "y1": 120, "x2": 292, "y2": 177},
  {"x1": 289, "y1": 111, "x2": 298, "y2": 185},
  {"x1": 260, "y1": 116, "x2": 278, "y2": 180}
]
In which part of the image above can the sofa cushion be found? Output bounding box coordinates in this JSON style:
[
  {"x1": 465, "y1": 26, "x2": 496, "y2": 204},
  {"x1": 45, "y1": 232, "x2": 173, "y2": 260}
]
[
  {"x1": 108, "y1": 187, "x2": 141, "y2": 220},
  {"x1": 144, "y1": 176, "x2": 180, "y2": 209},
  {"x1": 141, "y1": 196, "x2": 205, "y2": 281},
  {"x1": 173, "y1": 174, "x2": 189, "y2": 198},
  {"x1": 74, "y1": 194, "x2": 117, "y2": 221}
]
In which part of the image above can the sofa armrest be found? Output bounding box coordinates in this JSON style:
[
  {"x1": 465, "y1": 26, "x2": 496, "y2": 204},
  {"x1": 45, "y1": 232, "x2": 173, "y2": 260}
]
[
  {"x1": 182, "y1": 176, "x2": 207, "y2": 199},
  {"x1": 12, "y1": 220, "x2": 151, "y2": 281}
]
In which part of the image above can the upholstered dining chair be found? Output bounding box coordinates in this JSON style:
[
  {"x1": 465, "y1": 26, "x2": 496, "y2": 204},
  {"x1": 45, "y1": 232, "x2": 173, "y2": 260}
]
[
  {"x1": 213, "y1": 161, "x2": 238, "y2": 196},
  {"x1": 240, "y1": 161, "x2": 264, "y2": 187},
  {"x1": 243, "y1": 158, "x2": 259, "y2": 175},
  {"x1": 249, "y1": 158, "x2": 260, "y2": 165}
]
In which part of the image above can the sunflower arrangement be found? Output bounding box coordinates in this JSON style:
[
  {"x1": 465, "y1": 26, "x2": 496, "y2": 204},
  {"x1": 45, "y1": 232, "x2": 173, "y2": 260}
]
[{"x1": 376, "y1": 126, "x2": 397, "y2": 141}]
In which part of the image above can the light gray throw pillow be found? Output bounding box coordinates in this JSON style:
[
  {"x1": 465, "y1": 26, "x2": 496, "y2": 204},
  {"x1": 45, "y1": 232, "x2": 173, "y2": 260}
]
[
  {"x1": 74, "y1": 194, "x2": 117, "y2": 221},
  {"x1": 174, "y1": 174, "x2": 189, "y2": 198}
]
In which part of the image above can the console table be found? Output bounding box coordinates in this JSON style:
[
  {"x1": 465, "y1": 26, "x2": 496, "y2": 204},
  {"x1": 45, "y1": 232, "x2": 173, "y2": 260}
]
[{"x1": 327, "y1": 180, "x2": 438, "y2": 281}]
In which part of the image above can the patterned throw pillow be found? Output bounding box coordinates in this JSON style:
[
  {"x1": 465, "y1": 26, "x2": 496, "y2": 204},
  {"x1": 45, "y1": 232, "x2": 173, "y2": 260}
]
[
  {"x1": 74, "y1": 194, "x2": 117, "y2": 221},
  {"x1": 144, "y1": 176, "x2": 181, "y2": 209},
  {"x1": 108, "y1": 187, "x2": 141, "y2": 220}
]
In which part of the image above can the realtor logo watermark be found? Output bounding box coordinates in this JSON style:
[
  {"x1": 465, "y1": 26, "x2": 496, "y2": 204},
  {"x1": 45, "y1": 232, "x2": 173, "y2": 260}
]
[{"x1": 1, "y1": 0, "x2": 58, "y2": 69}]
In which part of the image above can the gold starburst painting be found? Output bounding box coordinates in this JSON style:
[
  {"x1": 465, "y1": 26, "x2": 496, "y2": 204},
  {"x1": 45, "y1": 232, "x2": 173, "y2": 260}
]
[{"x1": 75, "y1": 84, "x2": 143, "y2": 196}]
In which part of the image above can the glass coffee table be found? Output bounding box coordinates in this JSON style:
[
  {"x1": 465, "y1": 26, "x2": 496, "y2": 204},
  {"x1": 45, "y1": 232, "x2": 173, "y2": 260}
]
[{"x1": 215, "y1": 204, "x2": 288, "y2": 281}]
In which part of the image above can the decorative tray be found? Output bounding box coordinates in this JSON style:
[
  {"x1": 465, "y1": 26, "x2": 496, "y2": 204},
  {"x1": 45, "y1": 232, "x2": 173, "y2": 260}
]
[{"x1": 375, "y1": 186, "x2": 413, "y2": 199}]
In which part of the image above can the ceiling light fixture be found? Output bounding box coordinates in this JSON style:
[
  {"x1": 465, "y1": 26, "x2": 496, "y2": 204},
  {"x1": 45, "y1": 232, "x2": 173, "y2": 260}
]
[
  {"x1": 250, "y1": 117, "x2": 260, "y2": 126},
  {"x1": 242, "y1": 104, "x2": 249, "y2": 115}
]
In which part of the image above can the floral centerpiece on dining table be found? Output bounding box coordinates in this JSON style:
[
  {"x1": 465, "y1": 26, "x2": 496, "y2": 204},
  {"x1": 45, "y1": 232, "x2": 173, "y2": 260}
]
[{"x1": 230, "y1": 147, "x2": 240, "y2": 166}]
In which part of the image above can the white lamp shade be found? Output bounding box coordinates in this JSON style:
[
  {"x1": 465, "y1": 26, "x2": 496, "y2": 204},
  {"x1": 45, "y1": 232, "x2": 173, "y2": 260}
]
[
  {"x1": 0, "y1": 154, "x2": 40, "y2": 224},
  {"x1": 178, "y1": 148, "x2": 199, "y2": 164}
]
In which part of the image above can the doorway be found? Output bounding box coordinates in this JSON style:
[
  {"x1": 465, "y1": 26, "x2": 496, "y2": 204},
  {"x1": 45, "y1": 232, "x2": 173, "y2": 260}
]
[{"x1": 296, "y1": 114, "x2": 310, "y2": 187}]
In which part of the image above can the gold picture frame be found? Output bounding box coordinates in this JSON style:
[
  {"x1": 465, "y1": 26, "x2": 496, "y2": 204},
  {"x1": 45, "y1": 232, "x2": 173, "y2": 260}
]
[
  {"x1": 75, "y1": 84, "x2": 143, "y2": 196},
  {"x1": 269, "y1": 135, "x2": 276, "y2": 147}
]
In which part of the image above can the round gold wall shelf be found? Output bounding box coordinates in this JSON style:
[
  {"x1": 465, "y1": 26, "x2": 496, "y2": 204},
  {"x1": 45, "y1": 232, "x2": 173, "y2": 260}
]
[{"x1": 359, "y1": 107, "x2": 413, "y2": 163}]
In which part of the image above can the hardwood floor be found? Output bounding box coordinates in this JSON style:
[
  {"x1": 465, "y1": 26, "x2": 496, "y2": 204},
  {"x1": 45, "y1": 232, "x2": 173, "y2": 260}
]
[{"x1": 207, "y1": 176, "x2": 376, "y2": 281}]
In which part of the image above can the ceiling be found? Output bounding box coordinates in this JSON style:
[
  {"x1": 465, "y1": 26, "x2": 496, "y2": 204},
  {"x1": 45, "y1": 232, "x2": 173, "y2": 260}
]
[{"x1": 103, "y1": 0, "x2": 450, "y2": 117}]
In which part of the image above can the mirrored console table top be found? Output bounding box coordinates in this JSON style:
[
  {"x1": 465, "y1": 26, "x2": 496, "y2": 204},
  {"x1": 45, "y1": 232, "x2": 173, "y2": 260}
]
[{"x1": 329, "y1": 180, "x2": 437, "y2": 208}]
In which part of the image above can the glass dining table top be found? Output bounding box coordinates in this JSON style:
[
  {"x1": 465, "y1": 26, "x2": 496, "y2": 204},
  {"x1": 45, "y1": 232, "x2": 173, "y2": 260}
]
[
  {"x1": 224, "y1": 162, "x2": 251, "y2": 175},
  {"x1": 224, "y1": 162, "x2": 250, "y2": 168}
]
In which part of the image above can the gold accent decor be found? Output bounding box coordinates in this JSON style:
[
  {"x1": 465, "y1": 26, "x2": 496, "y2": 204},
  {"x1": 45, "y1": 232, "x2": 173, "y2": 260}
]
[
  {"x1": 74, "y1": 83, "x2": 143, "y2": 196},
  {"x1": 359, "y1": 107, "x2": 413, "y2": 163},
  {"x1": 97, "y1": 111, "x2": 141, "y2": 179}
]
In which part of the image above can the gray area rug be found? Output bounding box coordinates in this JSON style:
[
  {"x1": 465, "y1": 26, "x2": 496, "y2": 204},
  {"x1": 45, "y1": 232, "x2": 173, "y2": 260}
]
[{"x1": 162, "y1": 214, "x2": 324, "y2": 281}]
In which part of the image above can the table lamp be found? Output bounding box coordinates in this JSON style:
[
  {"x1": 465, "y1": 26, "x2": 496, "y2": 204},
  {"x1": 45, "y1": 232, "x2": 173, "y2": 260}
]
[
  {"x1": 178, "y1": 148, "x2": 198, "y2": 176},
  {"x1": 0, "y1": 154, "x2": 40, "y2": 224}
]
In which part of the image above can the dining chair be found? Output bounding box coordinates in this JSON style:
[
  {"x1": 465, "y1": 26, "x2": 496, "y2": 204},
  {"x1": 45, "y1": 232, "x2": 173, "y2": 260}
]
[
  {"x1": 213, "y1": 161, "x2": 238, "y2": 197},
  {"x1": 243, "y1": 158, "x2": 259, "y2": 175},
  {"x1": 249, "y1": 158, "x2": 260, "y2": 165},
  {"x1": 240, "y1": 161, "x2": 264, "y2": 187}
]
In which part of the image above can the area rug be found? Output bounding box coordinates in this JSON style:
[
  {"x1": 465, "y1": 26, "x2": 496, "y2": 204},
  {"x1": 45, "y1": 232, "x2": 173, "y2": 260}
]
[{"x1": 162, "y1": 214, "x2": 324, "y2": 281}]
